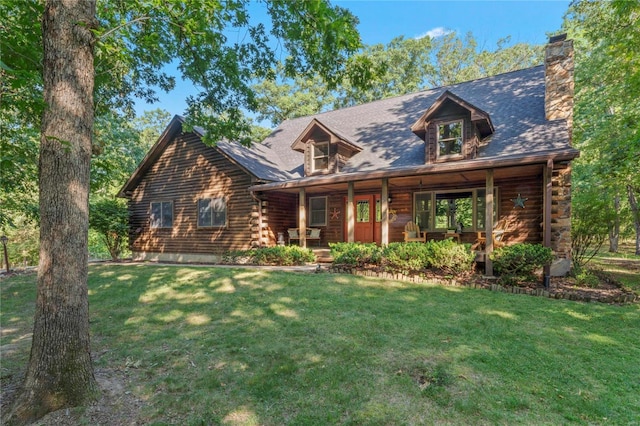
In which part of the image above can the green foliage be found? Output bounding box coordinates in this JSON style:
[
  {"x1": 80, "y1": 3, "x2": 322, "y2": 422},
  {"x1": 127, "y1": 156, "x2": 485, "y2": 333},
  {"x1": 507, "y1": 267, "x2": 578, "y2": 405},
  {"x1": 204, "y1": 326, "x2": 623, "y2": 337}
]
[
  {"x1": 381, "y1": 242, "x2": 429, "y2": 272},
  {"x1": 251, "y1": 246, "x2": 316, "y2": 266},
  {"x1": 430, "y1": 33, "x2": 543, "y2": 87},
  {"x1": 383, "y1": 240, "x2": 474, "y2": 274},
  {"x1": 329, "y1": 242, "x2": 383, "y2": 267},
  {"x1": 571, "y1": 266, "x2": 601, "y2": 288},
  {"x1": 0, "y1": 215, "x2": 39, "y2": 268},
  {"x1": 490, "y1": 243, "x2": 554, "y2": 283},
  {"x1": 89, "y1": 198, "x2": 129, "y2": 260},
  {"x1": 330, "y1": 241, "x2": 474, "y2": 274},
  {"x1": 223, "y1": 246, "x2": 315, "y2": 266},
  {"x1": 565, "y1": 0, "x2": 640, "y2": 254}
]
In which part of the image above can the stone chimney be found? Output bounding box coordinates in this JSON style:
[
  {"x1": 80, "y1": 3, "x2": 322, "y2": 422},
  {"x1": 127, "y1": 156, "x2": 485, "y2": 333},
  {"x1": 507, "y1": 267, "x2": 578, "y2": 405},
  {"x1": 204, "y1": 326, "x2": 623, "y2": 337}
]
[{"x1": 545, "y1": 34, "x2": 574, "y2": 137}]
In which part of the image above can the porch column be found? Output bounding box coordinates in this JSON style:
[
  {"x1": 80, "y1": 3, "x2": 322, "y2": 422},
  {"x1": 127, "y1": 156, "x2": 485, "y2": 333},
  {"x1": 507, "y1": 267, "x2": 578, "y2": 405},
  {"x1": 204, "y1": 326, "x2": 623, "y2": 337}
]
[
  {"x1": 381, "y1": 178, "x2": 389, "y2": 245},
  {"x1": 347, "y1": 182, "x2": 354, "y2": 243},
  {"x1": 543, "y1": 159, "x2": 553, "y2": 278},
  {"x1": 299, "y1": 188, "x2": 307, "y2": 248},
  {"x1": 485, "y1": 169, "x2": 494, "y2": 277}
]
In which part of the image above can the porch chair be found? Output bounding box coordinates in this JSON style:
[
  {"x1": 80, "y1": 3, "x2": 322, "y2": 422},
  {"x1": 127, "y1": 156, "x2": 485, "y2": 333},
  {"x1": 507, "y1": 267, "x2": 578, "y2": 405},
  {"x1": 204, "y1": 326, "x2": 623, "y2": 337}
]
[
  {"x1": 287, "y1": 228, "x2": 299, "y2": 244},
  {"x1": 471, "y1": 219, "x2": 508, "y2": 250},
  {"x1": 403, "y1": 221, "x2": 427, "y2": 243}
]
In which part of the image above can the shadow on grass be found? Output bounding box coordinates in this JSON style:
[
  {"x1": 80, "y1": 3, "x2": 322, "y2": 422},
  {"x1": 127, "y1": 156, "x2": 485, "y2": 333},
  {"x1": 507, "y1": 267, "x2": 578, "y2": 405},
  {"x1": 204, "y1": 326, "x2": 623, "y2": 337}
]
[{"x1": 2, "y1": 264, "x2": 640, "y2": 424}]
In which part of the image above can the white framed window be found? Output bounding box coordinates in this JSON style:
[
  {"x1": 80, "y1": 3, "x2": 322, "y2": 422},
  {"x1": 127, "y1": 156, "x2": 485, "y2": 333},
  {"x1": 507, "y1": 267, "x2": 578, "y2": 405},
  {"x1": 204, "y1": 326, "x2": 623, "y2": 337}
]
[
  {"x1": 309, "y1": 196, "x2": 327, "y2": 226},
  {"x1": 198, "y1": 197, "x2": 227, "y2": 227},
  {"x1": 312, "y1": 142, "x2": 329, "y2": 172},
  {"x1": 437, "y1": 120, "x2": 463, "y2": 158},
  {"x1": 150, "y1": 201, "x2": 173, "y2": 228}
]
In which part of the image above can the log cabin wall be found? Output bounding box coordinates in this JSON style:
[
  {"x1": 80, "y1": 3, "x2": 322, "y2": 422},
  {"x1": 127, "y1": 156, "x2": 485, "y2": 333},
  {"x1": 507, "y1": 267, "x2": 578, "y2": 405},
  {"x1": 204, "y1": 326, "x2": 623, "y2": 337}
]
[
  {"x1": 261, "y1": 192, "x2": 298, "y2": 246},
  {"x1": 383, "y1": 174, "x2": 544, "y2": 245},
  {"x1": 496, "y1": 175, "x2": 544, "y2": 244},
  {"x1": 128, "y1": 131, "x2": 257, "y2": 258}
]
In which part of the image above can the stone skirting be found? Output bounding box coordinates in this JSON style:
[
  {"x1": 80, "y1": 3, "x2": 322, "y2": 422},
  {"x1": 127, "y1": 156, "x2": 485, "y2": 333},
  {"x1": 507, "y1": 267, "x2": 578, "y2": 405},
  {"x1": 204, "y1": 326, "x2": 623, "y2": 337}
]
[{"x1": 132, "y1": 251, "x2": 222, "y2": 264}]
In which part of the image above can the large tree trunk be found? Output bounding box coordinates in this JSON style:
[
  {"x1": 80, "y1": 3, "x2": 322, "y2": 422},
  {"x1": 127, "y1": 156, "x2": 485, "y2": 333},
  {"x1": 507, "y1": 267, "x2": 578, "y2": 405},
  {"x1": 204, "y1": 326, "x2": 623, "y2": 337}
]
[{"x1": 5, "y1": 0, "x2": 98, "y2": 424}]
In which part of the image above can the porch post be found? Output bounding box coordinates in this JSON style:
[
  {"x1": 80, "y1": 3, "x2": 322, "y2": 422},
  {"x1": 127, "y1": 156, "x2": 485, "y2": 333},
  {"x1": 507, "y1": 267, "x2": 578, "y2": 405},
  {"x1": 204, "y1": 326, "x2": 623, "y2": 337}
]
[
  {"x1": 381, "y1": 178, "x2": 389, "y2": 245},
  {"x1": 299, "y1": 187, "x2": 307, "y2": 248},
  {"x1": 347, "y1": 182, "x2": 355, "y2": 243},
  {"x1": 485, "y1": 169, "x2": 494, "y2": 277},
  {"x1": 543, "y1": 159, "x2": 553, "y2": 278}
]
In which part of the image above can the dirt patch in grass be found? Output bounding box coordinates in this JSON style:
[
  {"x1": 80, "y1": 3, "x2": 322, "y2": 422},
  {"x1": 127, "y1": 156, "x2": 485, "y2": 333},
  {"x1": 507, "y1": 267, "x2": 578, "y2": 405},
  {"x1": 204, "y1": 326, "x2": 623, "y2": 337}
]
[{"x1": 1, "y1": 367, "x2": 145, "y2": 426}]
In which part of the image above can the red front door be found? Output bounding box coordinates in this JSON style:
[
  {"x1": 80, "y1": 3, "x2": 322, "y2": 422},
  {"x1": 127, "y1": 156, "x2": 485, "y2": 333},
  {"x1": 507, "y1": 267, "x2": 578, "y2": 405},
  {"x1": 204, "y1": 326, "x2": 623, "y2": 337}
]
[{"x1": 347, "y1": 194, "x2": 381, "y2": 244}]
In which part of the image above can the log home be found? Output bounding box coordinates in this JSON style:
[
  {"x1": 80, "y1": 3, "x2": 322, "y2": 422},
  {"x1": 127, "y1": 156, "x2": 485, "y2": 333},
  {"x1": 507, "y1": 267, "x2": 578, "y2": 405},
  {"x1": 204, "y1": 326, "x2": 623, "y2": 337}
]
[{"x1": 119, "y1": 35, "x2": 578, "y2": 275}]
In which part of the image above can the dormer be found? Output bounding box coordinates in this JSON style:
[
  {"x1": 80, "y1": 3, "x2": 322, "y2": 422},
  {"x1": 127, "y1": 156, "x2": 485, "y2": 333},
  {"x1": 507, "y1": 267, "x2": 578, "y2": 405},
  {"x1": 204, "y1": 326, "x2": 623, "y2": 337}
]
[
  {"x1": 411, "y1": 91, "x2": 494, "y2": 164},
  {"x1": 291, "y1": 119, "x2": 362, "y2": 176}
]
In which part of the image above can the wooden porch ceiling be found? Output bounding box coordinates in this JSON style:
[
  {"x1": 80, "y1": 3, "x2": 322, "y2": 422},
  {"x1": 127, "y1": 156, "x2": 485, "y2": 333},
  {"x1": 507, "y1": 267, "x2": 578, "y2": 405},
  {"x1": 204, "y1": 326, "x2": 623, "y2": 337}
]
[{"x1": 256, "y1": 164, "x2": 544, "y2": 195}]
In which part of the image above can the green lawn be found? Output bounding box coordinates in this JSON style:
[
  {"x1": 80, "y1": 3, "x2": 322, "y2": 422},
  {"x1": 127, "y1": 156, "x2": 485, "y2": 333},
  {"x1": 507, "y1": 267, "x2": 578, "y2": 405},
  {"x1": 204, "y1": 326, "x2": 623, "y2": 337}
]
[{"x1": 2, "y1": 264, "x2": 640, "y2": 425}]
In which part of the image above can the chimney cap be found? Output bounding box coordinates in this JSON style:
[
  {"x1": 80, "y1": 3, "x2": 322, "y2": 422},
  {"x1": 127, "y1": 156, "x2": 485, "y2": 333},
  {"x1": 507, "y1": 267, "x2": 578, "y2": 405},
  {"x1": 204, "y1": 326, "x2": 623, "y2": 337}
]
[{"x1": 548, "y1": 33, "x2": 567, "y2": 44}]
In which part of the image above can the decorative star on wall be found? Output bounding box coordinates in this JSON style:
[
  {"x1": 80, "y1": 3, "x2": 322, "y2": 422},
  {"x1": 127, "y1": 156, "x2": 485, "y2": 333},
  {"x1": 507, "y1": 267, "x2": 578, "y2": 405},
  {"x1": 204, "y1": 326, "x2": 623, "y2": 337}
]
[
  {"x1": 330, "y1": 208, "x2": 340, "y2": 220},
  {"x1": 511, "y1": 193, "x2": 528, "y2": 209}
]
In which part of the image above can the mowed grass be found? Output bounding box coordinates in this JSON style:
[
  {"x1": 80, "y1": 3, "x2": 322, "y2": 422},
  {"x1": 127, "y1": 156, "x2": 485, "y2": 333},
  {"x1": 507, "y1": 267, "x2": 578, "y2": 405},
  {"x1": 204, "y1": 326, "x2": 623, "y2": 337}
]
[{"x1": 2, "y1": 264, "x2": 640, "y2": 425}]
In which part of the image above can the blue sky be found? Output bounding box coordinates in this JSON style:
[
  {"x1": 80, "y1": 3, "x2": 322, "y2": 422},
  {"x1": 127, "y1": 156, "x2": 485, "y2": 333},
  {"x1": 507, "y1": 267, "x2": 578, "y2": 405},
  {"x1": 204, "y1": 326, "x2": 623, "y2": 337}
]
[{"x1": 134, "y1": 0, "x2": 571, "y2": 117}]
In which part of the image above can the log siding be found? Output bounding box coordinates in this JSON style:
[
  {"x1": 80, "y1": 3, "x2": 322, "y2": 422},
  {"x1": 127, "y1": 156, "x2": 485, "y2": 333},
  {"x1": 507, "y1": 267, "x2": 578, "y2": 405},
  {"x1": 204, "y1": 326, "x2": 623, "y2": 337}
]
[{"x1": 128, "y1": 131, "x2": 257, "y2": 255}]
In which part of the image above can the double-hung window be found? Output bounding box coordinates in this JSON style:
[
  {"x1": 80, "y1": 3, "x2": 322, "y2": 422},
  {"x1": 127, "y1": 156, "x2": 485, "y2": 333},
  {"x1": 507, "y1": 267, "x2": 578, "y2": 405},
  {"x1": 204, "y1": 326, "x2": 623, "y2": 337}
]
[
  {"x1": 437, "y1": 120, "x2": 463, "y2": 158},
  {"x1": 150, "y1": 201, "x2": 173, "y2": 228},
  {"x1": 309, "y1": 197, "x2": 327, "y2": 226},
  {"x1": 312, "y1": 142, "x2": 329, "y2": 172},
  {"x1": 198, "y1": 197, "x2": 227, "y2": 227}
]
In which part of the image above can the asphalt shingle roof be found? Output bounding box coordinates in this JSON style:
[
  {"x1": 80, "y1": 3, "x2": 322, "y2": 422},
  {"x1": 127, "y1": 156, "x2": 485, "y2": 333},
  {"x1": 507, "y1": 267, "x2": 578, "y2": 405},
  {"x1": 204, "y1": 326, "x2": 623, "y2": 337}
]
[{"x1": 215, "y1": 65, "x2": 572, "y2": 182}]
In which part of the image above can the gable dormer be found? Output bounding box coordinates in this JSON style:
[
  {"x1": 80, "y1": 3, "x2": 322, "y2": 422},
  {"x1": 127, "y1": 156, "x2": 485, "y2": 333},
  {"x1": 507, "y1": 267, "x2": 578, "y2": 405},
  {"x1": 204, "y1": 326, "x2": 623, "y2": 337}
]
[
  {"x1": 411, "y1": 91, "x2": 494, "y2": 164},
  {"x1": 291, "y1": 119, "x2": 362, "y2": 176}
]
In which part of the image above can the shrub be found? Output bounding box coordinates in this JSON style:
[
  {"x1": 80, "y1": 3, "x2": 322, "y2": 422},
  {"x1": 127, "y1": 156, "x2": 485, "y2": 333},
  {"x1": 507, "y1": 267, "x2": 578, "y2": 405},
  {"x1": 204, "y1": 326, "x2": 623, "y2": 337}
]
[
  {"x1": 329, "y1": 242, "x2": 382, "y2": 266},
  {"x1": 382, "y1": 242, "x2": 431, "y2": 273},
  {"x1": 221, "y1": 246, "x2": 315, "y2": 266},
  {"x1": 382, "y1": 240, "x2": 474, "y2": 274},
  {"x1": 251, "y1": 246, "x2": 315, "y2": 266},
  {"x1": 89, "y1": 197, "x2": 129, "y2": 260},
  {"x1": 490, "y1": 243, "x2": 553, "y2": 283},
  {"x1": 571, "y1": 265, "x2": 601, "y2": 288},
  {"x1": 423, "y1": 239, "x2": 475, "y2": 273}
]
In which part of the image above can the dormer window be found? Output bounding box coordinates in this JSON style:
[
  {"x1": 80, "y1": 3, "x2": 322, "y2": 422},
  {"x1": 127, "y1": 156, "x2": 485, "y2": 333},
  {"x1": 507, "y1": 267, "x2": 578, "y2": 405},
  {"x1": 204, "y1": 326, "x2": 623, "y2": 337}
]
[
  {"x1": 291, "y1": 119, "x2": 362, "y2": 176},
  {"x1": 437, "y1": 120, "x2": 463, "y2": 158},
  {"x1": 312, "y1": 142, "x2": 329, "y2": 172},
  {"x1": 411, "y1": 91, "x2": 494, "y2": 164}
]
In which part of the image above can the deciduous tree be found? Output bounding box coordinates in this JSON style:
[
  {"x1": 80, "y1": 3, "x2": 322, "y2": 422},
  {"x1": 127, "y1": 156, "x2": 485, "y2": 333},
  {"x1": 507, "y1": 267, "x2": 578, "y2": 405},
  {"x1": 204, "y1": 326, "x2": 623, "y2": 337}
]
[
  {"x1": 2, "y1": 0, "x2": 368, "y2": 423},
  {"x1": 565, "y1": 0, "x2": 640, "y2": 255}
]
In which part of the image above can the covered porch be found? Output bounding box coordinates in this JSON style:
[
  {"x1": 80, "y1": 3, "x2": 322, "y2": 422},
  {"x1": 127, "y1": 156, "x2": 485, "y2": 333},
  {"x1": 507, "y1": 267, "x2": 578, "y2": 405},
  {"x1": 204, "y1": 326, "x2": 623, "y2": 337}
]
[{"x1": 250, "y1": 153, "x2": 572, "y2": 276}]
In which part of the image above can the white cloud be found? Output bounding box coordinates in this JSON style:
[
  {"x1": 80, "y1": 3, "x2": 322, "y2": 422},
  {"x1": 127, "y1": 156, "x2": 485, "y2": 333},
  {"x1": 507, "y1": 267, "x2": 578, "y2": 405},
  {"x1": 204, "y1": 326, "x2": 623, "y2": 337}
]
[{"x1": 416, "y1": 26, "x2": 453, "y2": 40}]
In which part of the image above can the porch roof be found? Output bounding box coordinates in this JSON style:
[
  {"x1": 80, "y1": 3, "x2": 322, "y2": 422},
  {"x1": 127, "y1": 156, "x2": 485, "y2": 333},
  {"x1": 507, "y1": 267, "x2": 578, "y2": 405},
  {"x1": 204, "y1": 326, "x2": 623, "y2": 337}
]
[{"x1": 248, "y1": 148, "x2": 579, "y2": 194}]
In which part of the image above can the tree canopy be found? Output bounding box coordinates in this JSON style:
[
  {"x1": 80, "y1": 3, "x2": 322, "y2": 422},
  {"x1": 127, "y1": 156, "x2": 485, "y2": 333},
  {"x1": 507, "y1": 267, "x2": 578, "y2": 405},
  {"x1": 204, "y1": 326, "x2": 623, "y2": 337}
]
[
  {"x1": 565, "y1": 0, "x2": 640, "y2": 254},
  {"x1": 1, "y1": 1, "x2": 372, "y2": 423}
]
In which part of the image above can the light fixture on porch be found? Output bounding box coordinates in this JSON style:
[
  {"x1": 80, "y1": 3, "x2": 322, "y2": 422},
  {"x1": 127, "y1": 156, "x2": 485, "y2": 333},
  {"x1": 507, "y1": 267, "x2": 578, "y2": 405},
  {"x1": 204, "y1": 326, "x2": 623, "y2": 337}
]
[{"x1": 387, "y1": 196, "x2": 392, "y2": 204}]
